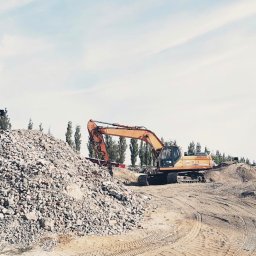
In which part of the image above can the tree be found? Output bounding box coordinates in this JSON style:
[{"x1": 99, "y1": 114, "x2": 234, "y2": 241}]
[
  {"x1": 144, "y1": 143, "x2": 151, "y2": 166},
  {"x1": 240, "y1": 157, "x2": 245, "y2": 163},
  {"x1": 188, "y1": 141, "x2": 195, "y2": 155},
  {"x1": 74, "y1": 125, "x2": 82, "y2": 152},
  {"x1": 245, "y1": 158, "x2": 251, "y2": 165},
  {"x1": 117, "y1": 137, "x2": 127, "y2": 164},
  {"x1": 87, "y1": 137, "x2": 96, "y2": 158},
  {"x1": 27, "y1": 118, "x2": 33, "y2": 130},
  {"x1": 65, "y1": 121, "x2": 73, "y2": 147},
  {"x1": 105, "y1": 135, "x2": 118, "y2": 162},
  {"x1": 164, "y1": 140, "x2": 177, "y2": 147},
  {"x1": 204, "y1": 146, "x2": 210, "y2": 155},
  {"x1": 139, "y1": 141, "x2": 145, "y2": 167},
  {"x1": 227, "y1": 155, "x2": 232, "y2": 161},
  {"x1": 0, "y1": 108, "x2": 11, "y2": 130},
  {"x1": 39, "y1": 123, "x2": 43, "y2": 132},
  {"x1": 48, "y1": 128, "x2": 51, "y2": 136},
  {"x1": 130, "y1": 138, "x2": 139, "y2": 167},
  {"x1": 213, "y1": 150, "x2": 222, "y2": 165},
  {"x1": 196, "y1": 142, "x2": 201, "y2": 154}
]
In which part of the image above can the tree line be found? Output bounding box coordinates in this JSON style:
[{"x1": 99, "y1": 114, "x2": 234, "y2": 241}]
[{"x1": 0, "y1": 109, "x2": 255, "y2": 166}]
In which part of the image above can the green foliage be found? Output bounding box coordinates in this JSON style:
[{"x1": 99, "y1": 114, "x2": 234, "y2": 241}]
[
  {"x1": 240, "y1": 157, "x2": 245, "y2": 163},
  {"x1": 130, "y1": 138, "x2": 139, "y2": 167},
  {"x1": 139, "y1": 141, "x2": 154, "y2": 166},
  {"x1": 74, "y1": 125, "x2": 82, "y2": 152},
  {"x1": 167, "y1": 140, "x2": 177, "y2": 146},
  {"x1": 39, "y1": 123, "x2": 43, "y2": 132},
  {"x1": 144, "y1": 143, "x2": 150, "y2": 166},
  {"x1": 212, "y1": 150, "x2": 222, "y2": 165},
  {"x1": 117, "y1": 137, "x2": 127, "y2": 164},
  {"x1": 204, "y1": 146, "x2": 210, "y2": 154},
  {"x1": 188, "y1": 141, "x2": 195, "y2": 155},
  {"x1": 0, "y1": 109, "x2": 11, "y2": 130},
  {"x1": 105, "y1": 135, "x2": 118, "y2": 162},
  {"x1": 245, "y1": 158, "x2": 251, "y2": 165},
  {"x1": 87, "y1": 137, "x2": 95, "y2": 158},
  {"x1": 28, "y1": 118, "x2": 33, "y2": 130},
  {"x1": 196, "y1": 142, "x2": 201, "y2": 153},
  {"x1": 65, "y1": 121, "x2": 73, "y2": 147},
  {"x1": 139, "y1": 141, "x2": 145, "y2": 167}
]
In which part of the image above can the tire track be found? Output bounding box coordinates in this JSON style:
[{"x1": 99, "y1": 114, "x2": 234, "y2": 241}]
[
  {"x1": 75, "y1": 184, "x2": 256, "y2": 256},
  {"x1": 89, "y1": 192, "x2": 203, "y2": 256},
  {"x1": 202, "y1": 195, "x2": 256, "y2": 256},
  {"x1": 164, "y1": 196, "x2": 233, "y2": 256}
]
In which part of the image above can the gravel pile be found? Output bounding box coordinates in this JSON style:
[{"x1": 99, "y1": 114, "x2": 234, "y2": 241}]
[
  {"x1": 205, "y1": 163, "x2": 256, "y2": 183},
  {"x1": 0, "y1": 130, "x2": 148, "y2": 249}
]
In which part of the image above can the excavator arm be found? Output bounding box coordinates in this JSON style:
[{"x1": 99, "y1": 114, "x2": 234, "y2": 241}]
[{"x1": 87, "y1": 119, "x2": 164, "y2": 161}]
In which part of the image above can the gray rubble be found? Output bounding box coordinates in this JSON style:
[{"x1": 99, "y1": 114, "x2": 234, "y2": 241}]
[{"x1": 0, "y1": 130, "x2": 148, "y2": 249}]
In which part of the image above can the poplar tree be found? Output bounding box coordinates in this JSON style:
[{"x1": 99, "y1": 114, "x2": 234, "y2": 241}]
[
  {"x1": 117, "y1": 137, "x2": 127, "y2": 164},
  {"x1": 39, "y1": 123, "x2": 43, "y2": 132},
  {"x1": 28, "y1": 118, "x2": 33, "y2": 130},
  {"x1": 65, "y1": 121, "x2": 73, "y2": 147},
  {"x1": 144, "y1": 143, "x2": 150, "y2": 166},
  {"x1": 130, "y1": 138, "x2": 139, "y2": 167},
  {"x1": 74, "y1": 125, "x2": 82, "y2": 152},
  {"x1": 188, "y1": 141, "x2": 195, "y2": 155},
  {"x1": 245, "y1": 158, "x2": 250, "y2": 165},
  {"x1": 0, "y1": 109, "x2": 11, "y2": 130},
  {"x1": 87, "y1": 137, "x2": 96, "y2": 158},
  {"x1": 204, "y1": 146, "x2": 210, "y2": 154},
  {"x1": 139, "y1": 141, "x2": 145, "y2": 167},
  {"x1": 213, "y1": 150, "x2": 222, "y2": 165},
  {"x1": 240, "y1": 157, "x2": 245, "y2": 163},
  {"x1": 105, "y1": 135, "x2": 118, "y2": 162},
  {"x1": 196, "y1": 142, "x2": 201, "y2": 154},
  {"x1": 148, "y1": 145, "x2": 153, "y2": 166}
]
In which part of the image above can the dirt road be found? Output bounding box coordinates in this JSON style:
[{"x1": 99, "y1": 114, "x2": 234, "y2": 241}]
[{"x1": 23, "y1": 182, "x2": 256, "y2": 256}]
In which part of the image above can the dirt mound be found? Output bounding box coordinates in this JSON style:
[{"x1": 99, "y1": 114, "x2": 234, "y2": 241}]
[
  {"x1": 0, "y1": 130, "x2": 148, "y2": 249},
  {"x1": 113, "y1": 168, "x2": 141, "y2": 184},
  {"x1": 205, "y1": 163, "x2": 256, "y2": 183}
]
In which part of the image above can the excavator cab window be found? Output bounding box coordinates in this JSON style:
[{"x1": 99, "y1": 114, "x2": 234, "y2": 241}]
[{"x1": 159, "y1": 146, "x2": 181, "y2": 168}]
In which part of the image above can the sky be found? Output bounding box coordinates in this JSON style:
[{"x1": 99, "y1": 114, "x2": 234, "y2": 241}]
[{"x1": 0, "y1": 0, "x2": 255, "y2": 163}]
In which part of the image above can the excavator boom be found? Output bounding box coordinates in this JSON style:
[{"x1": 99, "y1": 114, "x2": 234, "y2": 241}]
[{"x1": 87, "y1": 119, "x2": 164, "y2": 161}]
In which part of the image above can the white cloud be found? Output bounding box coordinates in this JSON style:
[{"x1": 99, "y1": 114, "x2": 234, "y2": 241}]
[
  {"x1": 0, "y1": 0, "x2": 35, "y2": 12},
  {"x1": 0, "y1": 34, "x2": 52, "y2": 57},
  {"x1": 83, "y1": 0, "x2": 256, "y2": 71}
]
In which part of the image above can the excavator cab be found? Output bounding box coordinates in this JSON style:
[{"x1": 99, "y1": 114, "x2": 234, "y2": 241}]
[{"x1": 158, "y1": 146, "x2": 181, "y2": 168}]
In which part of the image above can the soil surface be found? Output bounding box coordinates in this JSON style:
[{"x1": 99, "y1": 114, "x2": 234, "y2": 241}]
[{"x1": 19, "y1": 180, "x2": 256, "y2": 256}]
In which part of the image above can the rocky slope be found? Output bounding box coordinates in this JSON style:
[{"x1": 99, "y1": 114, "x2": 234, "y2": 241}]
[{"x1": 0, "y1": 130, "x2": 148, "y2": 249}]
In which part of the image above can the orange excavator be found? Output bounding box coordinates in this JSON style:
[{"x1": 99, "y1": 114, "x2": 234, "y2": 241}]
[{"x1": 87, "y1": 119, "x2": 214, "y2": 185}]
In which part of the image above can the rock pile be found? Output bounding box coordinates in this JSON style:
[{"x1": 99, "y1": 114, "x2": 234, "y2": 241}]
[
  {"x1": 205, "y1": 163, "x2": 256, "y2": 183},
  {"x1": 0, "y1": 130, "x2": 148, "y2": 249}
]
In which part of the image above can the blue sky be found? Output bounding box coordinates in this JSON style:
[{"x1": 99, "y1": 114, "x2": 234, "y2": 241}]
[{"x1": 0, "y1": 0, "x2": 256, "y2": 162}]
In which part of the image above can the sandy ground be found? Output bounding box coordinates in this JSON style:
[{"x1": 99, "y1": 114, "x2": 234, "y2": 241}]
[{"x1": 16, "y1": 179, "x2": 256, "y2": 256}]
